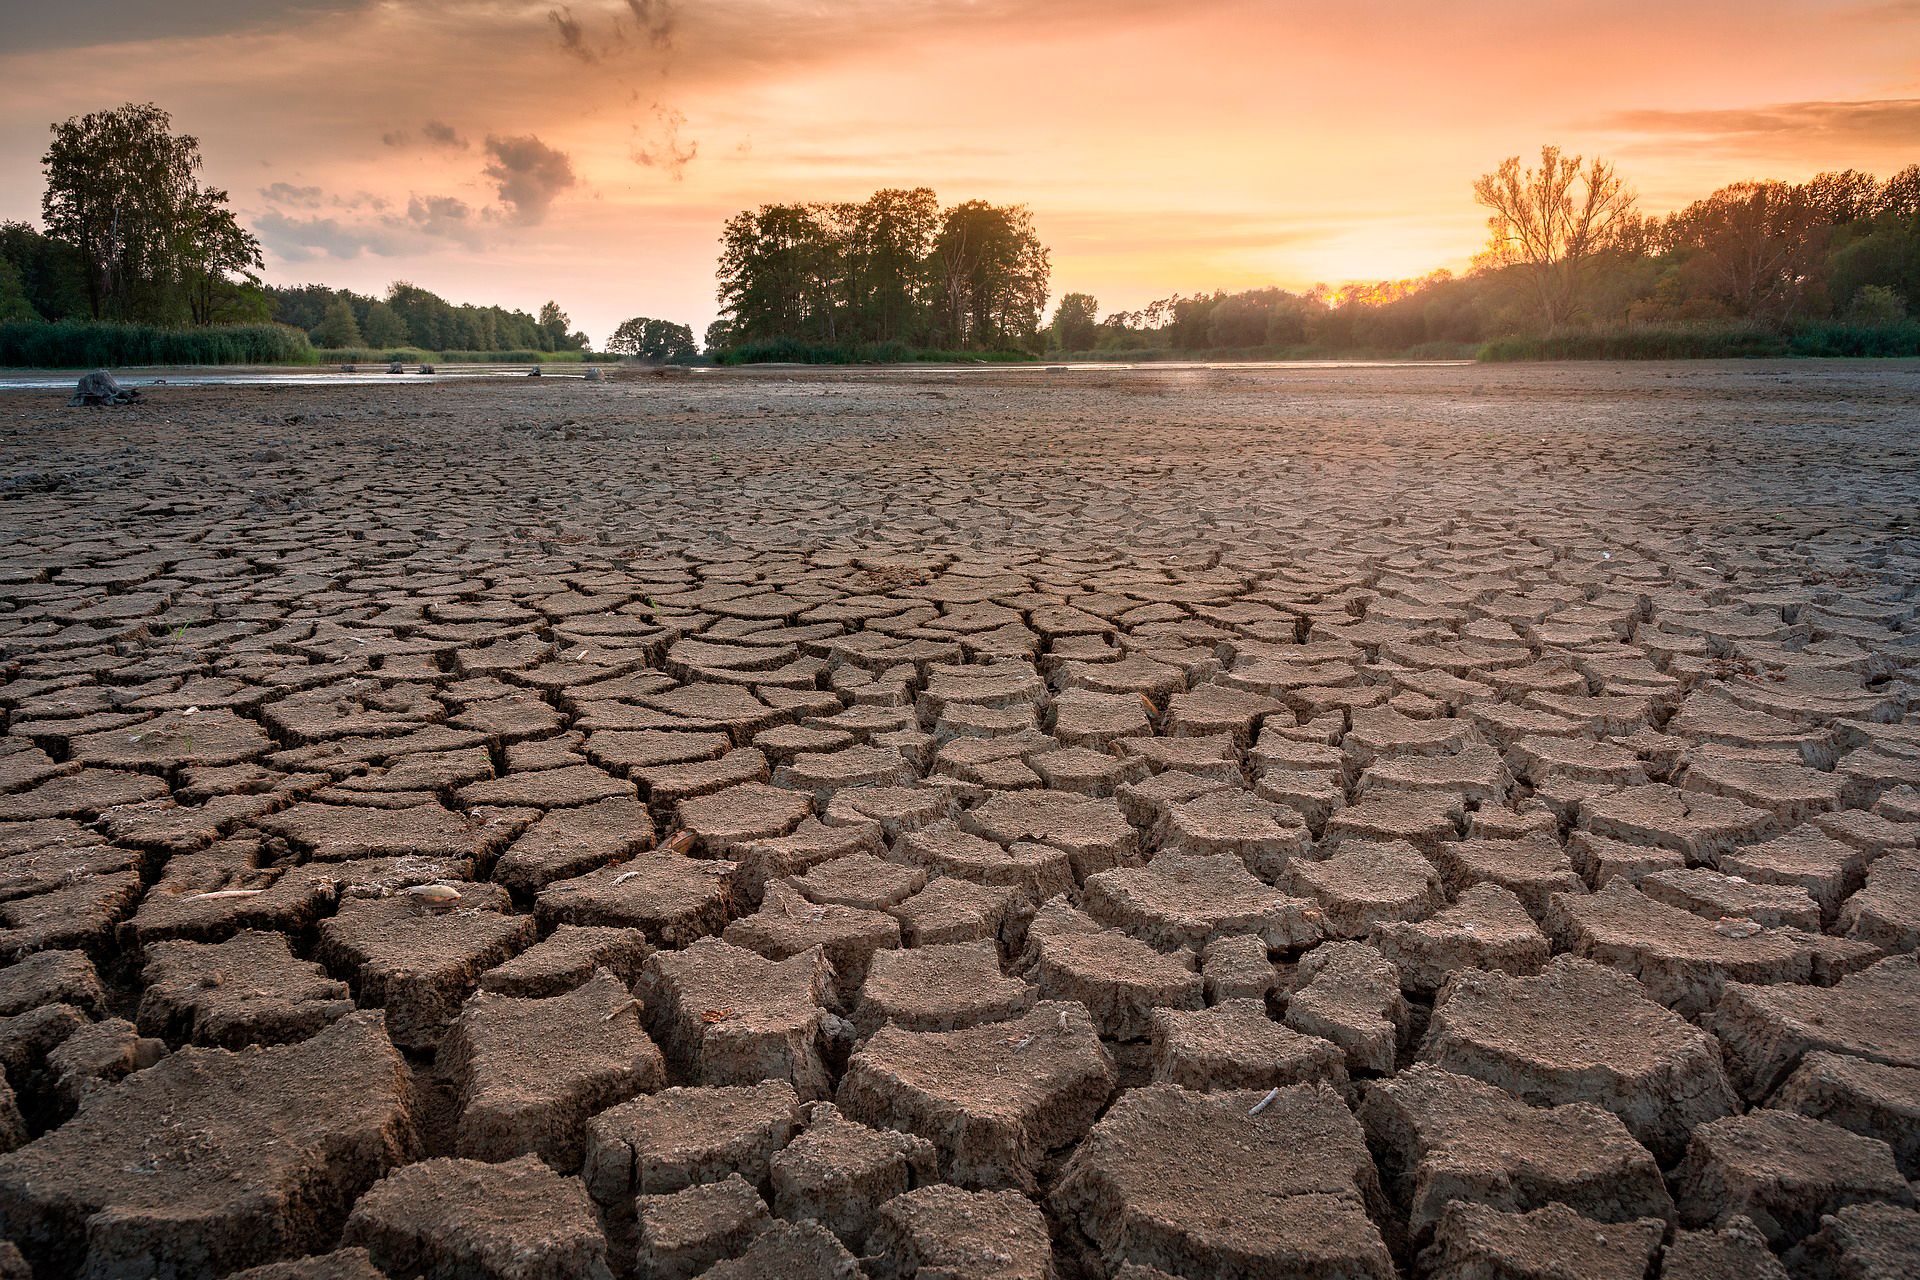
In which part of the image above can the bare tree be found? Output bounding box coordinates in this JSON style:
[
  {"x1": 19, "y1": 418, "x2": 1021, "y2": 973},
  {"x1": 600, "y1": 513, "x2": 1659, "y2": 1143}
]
[{"x1": 1473, "y1": 146, "x2": 1636, "y2": 333}]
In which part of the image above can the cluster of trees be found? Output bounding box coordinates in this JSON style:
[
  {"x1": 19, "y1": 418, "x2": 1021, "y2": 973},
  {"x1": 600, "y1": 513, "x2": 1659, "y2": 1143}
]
[
  {"x1": 607, "y1": 316, "x2": 697, "y2": 361},
  {"x1": 1, "y1": 103, "x2": 264, "y2": 328},
  {"x1": 711, "y1": 189, "x2": 1050, "y2": 355},
  {"x1": 1050, "y1": 151, "x2": 1920, "y2": 354},
  {"x1": 265, "y1": 283, "x2": 590, "y2": 353}
]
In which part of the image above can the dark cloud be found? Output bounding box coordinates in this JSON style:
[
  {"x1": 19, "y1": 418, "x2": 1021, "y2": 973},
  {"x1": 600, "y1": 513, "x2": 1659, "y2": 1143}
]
[
  {"x1": 482, "y1": 133, "x2": 578, "y2": 224},
  {"x1": 548, "y1": 5, "x2": 596, "y2": 62},
  {"x1": 624, "y1": 0, "x2": 676, "y2": 49},
  {"x1": 631, "y1": 104, "x2": 697, "y2": 180},
  {"x1": 1595, "y1": 98, "x2": 1920, "y2": 150},
  {"x1": 260, "y1": 182, "x2": 325, "y2": 208},
  {"x1": 382, "y1": 119, "x2": 469, "y2": 150},
  {"x1": 421, "y1": 119, "x2": 468, "y2": 149}
]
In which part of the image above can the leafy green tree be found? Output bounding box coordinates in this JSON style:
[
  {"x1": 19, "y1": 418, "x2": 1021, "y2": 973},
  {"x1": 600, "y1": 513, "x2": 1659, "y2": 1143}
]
[
  {"x1": 1845, "y1": 284, "x2": 1907, "y2": 324},
  {"x1": 537, "y1": 300, "x2": 577, "y2": 351},
  {"x1": 846, "y1": 188, "x2": 940, "y2": 344},
  {"x1": 608, "y1": 316, "x2": 697, "y2": 360},
  {"x1": 176, "y1": 186, "x2": 263, "y2": 325},
  {"x1": 0, "y1": 259, "x2": 41, "y2": 322},
  {"x1": 40, "y1": 102, "x2": 258, "y2": 324},
  {"x1": 312, "y1": 296, "x2": 362, "y2": 347},
  {"x1": 0, "y1": 221, "x2": 87, "y2": 321},
  {"x1": 1048, "y1": 292, "x2": 1099, "y2": 351},
  {"x1": 929, "y1": 201, "x2": 1049, "y2": 350}
]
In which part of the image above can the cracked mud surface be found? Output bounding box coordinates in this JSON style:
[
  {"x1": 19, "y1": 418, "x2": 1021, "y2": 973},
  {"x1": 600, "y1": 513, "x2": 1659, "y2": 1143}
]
[{"x1": 0, "y1": 359, "x2": 1917, "y2": 1279}]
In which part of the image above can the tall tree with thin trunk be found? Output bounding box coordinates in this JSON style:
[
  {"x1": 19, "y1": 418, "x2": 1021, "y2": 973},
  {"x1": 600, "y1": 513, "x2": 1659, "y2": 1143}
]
[{"x1": 1472, "y1": 146, "x2": 1636, "y2": 333}]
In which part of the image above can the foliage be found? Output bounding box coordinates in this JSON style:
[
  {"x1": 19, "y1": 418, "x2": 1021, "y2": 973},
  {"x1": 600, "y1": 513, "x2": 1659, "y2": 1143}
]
[
  {"x1": 0, "y1": 320, "x2": 313, "y2": 368},
  {"x1": 0, "y1": 260, "x2": 40, "y2": 323},
  {"x1": 1478, "y1": 321, "x2": 1920, "y2": 361},
  {"x1": 717, "y1": 338, "x2": 1036, "y2": 365},
  {"x1": 311, "y1": 296, "x2": 362, "y2": 348},
  {"x1": 1471, "y1": 146, "x2": 1637, "y2": 333},
  {"x1": 607, "y1": 316, "x2": 698, "y2": 361},
  {"x1": 716, "y1": 189, "x2": 1047, "y2": 355},
  {"x1": 1078, "y1": 157, "x2": 1920, "y2": 362},
  {"x1": 1047, "y1": 292, "x2": 1100, "y2": 351},
  {"x1": 40, "y1": 103, "x2": 261, "y2": 324},
  {"x1": 264, "y1": 281, "x2": 588, "y2": 353},
  {"x1": 311, "y1": 348, "x2": 606, "y2": 364}
]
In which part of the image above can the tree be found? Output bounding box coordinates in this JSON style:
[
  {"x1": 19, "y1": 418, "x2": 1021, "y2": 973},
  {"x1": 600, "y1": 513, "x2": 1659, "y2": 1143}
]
[
  {"x1": 0, "y1": 260, "x2": 40, "y2": 322},
  {"x1": 1472, "y1": 146, "x2": 1636, "y2": 333},
  {"x1": 40, "y1": 102, "x2": 257, "y2": 324},
  {"x1": 929, "y1": 201, "x2": 1049, "y2": 350},
  {"x1": 845, "y1": 188, "x2": 940, "y2": 344},
  {"x1": 312, "y1": 296, "x2": 362, "y2": 348},
  {"x1": 0, "y1": 221, "x2": 87, "y2": 321},
  {"x1": 1048, "y1": 292, "x2": 1099, "y2": 351},
  {"x1": 175, "y1": 185, "x2": 262, "y2": 325},
  {"x1": 1879, "y1": 166, "x2": 1920, "y2": 221},
  {"x1": 1801, "y1": 170, "x2": 1880, "y2": 226},
  {"x1": 717, "y1": 203, "x2": 842, "y2": 345},
  {"x1": 362, "y1": 300, "x2": 409, "y2": 347},
  {"x1": 608, "y1": 316, "x2": 697, "y2": 360},
  {"x1": 1666, "y1": 181, "x2": 1829, "y2": 321},
  {"x1": 1844, "y1": 284, "x2": 1906, "y2": 324},
  {"x1": 704, "y1": 319, "x2": 733, "y2": 355}
]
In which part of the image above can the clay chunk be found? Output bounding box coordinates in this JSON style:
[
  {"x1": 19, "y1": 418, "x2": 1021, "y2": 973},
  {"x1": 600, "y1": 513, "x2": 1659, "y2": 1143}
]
[
  {"x1": 837, "y1": 1000, "x2": 1113, "y2": 1191},
  {"x1": 1052, "y1": 1082, "x2": 1396, "y2": 1279}
]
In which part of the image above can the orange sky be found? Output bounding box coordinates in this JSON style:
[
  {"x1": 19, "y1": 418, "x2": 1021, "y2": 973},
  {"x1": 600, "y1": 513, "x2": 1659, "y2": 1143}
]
[{"x1": 2, "y1": 0, "x2": 1916, "y2": 344}]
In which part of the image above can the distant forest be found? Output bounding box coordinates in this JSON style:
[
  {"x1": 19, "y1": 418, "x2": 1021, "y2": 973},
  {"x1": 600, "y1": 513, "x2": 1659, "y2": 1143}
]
[
  {"x1": 1044, "y1": 155, "x2": 1920, "y2": 358},
  {"x1": 263, "y1": 283, "x2": 589, "y2": 354}
]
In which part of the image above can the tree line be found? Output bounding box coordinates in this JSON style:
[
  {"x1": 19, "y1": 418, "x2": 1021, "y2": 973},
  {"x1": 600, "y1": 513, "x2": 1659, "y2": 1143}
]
[
  {"x1": 266, "y1": 283, "x2": 589, "y2": 354},
  {"x1": 710, "y1": 189, "x2": 1050, "y2": 357},
  {"x1": 1053, "y1": 150, "x2": 1920, "y2": 356}
]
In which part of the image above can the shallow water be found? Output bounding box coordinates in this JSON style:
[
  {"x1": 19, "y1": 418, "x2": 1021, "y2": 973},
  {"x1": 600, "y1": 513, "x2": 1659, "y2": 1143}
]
[{"x1": 0, "y1": 358, "x2": 1473, "y2": 392}]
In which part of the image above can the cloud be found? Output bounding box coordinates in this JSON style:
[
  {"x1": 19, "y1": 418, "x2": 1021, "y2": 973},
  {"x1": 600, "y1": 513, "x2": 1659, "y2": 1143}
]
[
  {"x1": 548, "y1": 5, "x2": 596, "y2": 62},
  {"x1": 421, "y1": 119, "x2": 468, "y2": 149},
  {"x1": 624, "y1": 0, "x2": 676, "y2": 49},
  {"x1": 254, "y1": 210, "x2": 408, "y2": 261},
  {"x1": 384, "y1": 118, "x2": 470, "y2": 149},
  {"x1": 255, "y1": 190, "x2": 489, "y2": 262},
  {"x1": 260, "y1": 181, "x2": 324, "y2": 208},
  {"x1": 406, "y1": 194, "x2": 485, "y2": 242},
  {"x1": 482, "y1": 133, "x2": 578, "y2": 223},
  {"x1": 631, "y1": 104, "x2": 698, "y2": 180},
  {"x1": 1593, "y1": 98, "x2": 1920, "y2": 152}
]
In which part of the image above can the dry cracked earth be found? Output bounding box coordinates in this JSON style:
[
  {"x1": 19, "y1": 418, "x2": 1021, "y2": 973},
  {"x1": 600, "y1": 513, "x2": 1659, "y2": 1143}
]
[{"x1": 0, "y1": 360, "x2": 1916, "y2": 1280}]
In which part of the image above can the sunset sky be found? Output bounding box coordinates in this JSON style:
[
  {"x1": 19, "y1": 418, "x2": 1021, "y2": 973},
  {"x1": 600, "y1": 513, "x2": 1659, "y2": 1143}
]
[{"x1": 1, "y1": 0, "x2": 1916, "y2": 345}]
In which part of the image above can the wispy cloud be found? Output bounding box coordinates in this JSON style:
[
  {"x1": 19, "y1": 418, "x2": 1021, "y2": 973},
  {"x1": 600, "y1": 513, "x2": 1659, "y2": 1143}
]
[
  {"x1": 1593, "y1": 97, "x2": 1920, "y2": 151},
  {"x1": 631, "y1": 104, "x2": 697, "y2": 179}
]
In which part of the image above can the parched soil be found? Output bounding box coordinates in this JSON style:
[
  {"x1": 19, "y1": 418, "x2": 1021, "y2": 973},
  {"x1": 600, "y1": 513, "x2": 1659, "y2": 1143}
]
[{"x1": 0, "y1": 359, "x2": 1917, "y2": 1278}]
